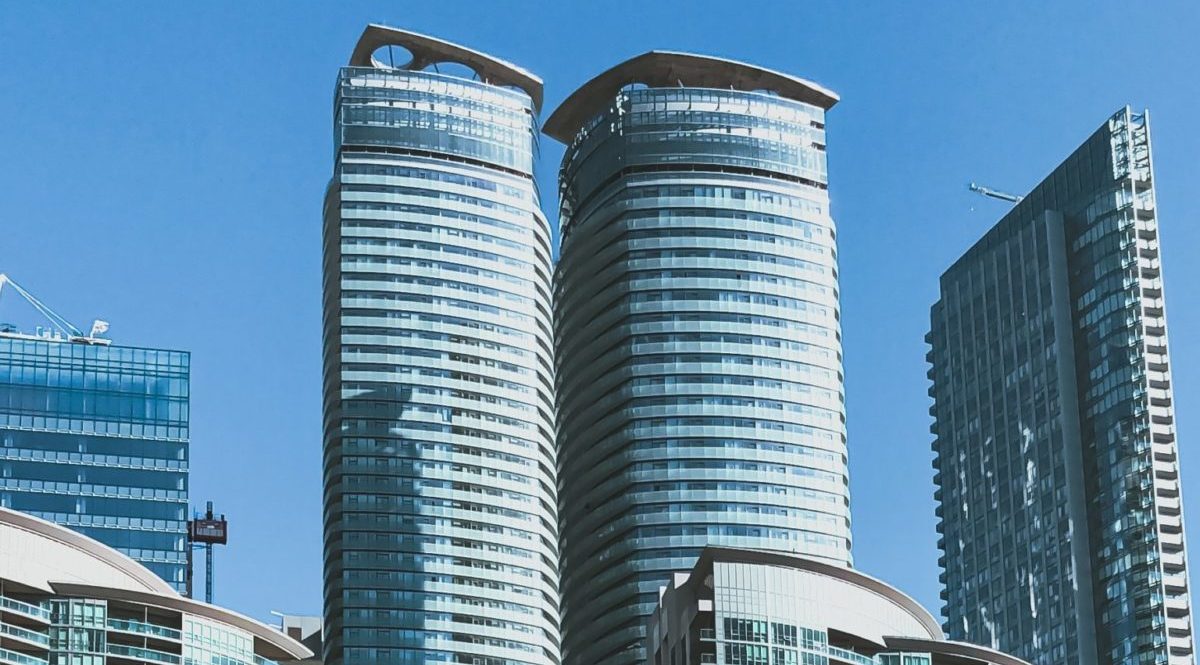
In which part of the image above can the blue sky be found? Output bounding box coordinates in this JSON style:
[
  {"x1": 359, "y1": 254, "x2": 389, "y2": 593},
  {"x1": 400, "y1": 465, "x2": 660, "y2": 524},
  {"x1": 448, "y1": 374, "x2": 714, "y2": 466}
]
[{"x1": 2, "y1": 1, "x2": 1198, "y2": 625}]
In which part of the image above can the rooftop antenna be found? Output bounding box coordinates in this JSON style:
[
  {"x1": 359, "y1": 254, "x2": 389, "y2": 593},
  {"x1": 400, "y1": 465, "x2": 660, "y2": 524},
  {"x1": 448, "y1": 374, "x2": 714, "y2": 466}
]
[
  {"x1": 0, "y1": 273, "x2": 112, "y2": 345},
  {"x1": 969, "y1": 182, "x2": 1023, "y2": 204}
]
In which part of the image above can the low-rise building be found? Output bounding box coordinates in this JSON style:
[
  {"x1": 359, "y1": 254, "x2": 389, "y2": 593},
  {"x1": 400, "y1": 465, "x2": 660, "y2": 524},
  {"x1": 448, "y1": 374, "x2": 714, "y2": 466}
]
[
  {"x1": 647, "y1": 547, "x2": 1028, "y2": 665},
  {"x1": 0, "y1": 506, "x2": 312, "y2": 665}
]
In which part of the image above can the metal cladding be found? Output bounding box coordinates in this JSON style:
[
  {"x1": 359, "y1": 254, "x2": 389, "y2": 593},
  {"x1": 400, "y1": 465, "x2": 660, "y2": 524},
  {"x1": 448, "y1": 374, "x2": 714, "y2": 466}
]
[
  {"x1": 322, "y1": 26, "x2": 559, "y2": 665},
  {"x1": 550, "y1": 53, "x2": 848, "y2": 665}
]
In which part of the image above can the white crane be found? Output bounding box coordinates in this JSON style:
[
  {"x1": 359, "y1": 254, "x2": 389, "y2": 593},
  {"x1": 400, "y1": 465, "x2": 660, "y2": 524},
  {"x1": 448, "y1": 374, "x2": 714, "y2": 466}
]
[
  {"x1": 969, "y1": 182, "x2": 1023, "y2": 204},
  {"x1": 0, "y1": 273, "x2": 111, "y2": 345}
]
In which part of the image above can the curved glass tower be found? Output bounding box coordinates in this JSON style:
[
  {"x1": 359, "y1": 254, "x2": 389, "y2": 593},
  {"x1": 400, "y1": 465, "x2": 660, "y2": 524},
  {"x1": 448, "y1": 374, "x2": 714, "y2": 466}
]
[
  {"x1": 322, "y1": 26, "x2": 559, "y2": 665},
  {"x1": 545, "y1": 52, "x2": 847, "y2": 665}
]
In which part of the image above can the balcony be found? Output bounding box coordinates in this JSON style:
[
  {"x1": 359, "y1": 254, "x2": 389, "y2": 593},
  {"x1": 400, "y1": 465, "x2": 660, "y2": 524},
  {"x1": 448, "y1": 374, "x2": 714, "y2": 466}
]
[
  {"x1": 106, "y1": 644, "x2": 181, "y2": 665},
  {"x1": 827, "y1": 646, "x2": 875, "y2": 665},
  {"x1": 0, "y1": 597, "x2": 49, "y2": 624},
  {"x1": 0, "y1": 622, "x2": 49, "y2": 649},
  {"x1": 107, "y1": 619, "x2": 182, "y2": 642},
  {"x1": 0, "y1": 649, "x2": 47, "y2": 665}
]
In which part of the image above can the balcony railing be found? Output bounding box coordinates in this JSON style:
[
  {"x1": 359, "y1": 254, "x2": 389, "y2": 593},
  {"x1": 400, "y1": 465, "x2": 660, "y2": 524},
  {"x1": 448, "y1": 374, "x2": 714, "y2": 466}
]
[
  {"x1": 0, "y1": 621, "x2": 49, "y2": 647},
  {"x1": 0, "y1": 648, "x2": 48, "y2": 665},
  {"x1": 108, "y1": 618, "x2": 182, "y2": 642},
  {"x1": 0, "y1": 596, "x2": 50, "y2": 623},
  {"x1": 827, "y1": 646, "x2": 875, "y2": 665},
  {"x1": 106, "y1": 644, "x2": 181, "y2": 665}
]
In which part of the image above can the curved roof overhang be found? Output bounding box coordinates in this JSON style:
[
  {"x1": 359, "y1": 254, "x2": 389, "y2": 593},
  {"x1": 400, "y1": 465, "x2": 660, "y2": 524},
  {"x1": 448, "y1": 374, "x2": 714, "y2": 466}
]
[
  {"x1": 0, "y1": 507, "x2": 175, "y2": 595},
  {"x1": 348, "y1": 24, "x2": 543, "y2": 111},
  {"x1": 52, "y1": 583, "x2": 313, "y2": 662},
  {"x1": 543, "y1": 50, "x2": 839, "y2": 143},
  {"x1": 696, "y1": 547, "x2": 944, "y2": 640},
  {"x1": 883, "y1": 637, "x2": 1032, "y2": 665},
  {"x1": 1, "y1": 508, "x2": 312, "y2": 661}
]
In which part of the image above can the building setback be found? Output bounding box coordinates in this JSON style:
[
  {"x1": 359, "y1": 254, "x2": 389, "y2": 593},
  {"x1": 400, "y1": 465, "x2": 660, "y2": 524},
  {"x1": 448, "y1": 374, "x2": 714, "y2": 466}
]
[
  {"x1": 547, "y1": 53, "x2": 847, "y2": 665},
  {"x1": 648, "y1": 547, "x2": 1030, "y2": 665},
  {"x1": 0, "y1": 303, "x2": 189, "y2": 592},
  {"x1": 928, "y1": 108, "x2": 1193, "y2": 665},
  {"x1": 321, "y1": 26, "x2": 560, "y2": 665}
]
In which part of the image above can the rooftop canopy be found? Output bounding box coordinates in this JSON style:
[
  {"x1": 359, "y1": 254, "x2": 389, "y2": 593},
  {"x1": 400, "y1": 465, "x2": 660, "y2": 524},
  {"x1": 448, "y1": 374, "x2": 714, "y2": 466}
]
[
  {"x1": 348, "y1": 24, "x2": 544, "y2": 111},
  {"x1": 543, "y1": 50, "x2": 839, "y2": 143}
]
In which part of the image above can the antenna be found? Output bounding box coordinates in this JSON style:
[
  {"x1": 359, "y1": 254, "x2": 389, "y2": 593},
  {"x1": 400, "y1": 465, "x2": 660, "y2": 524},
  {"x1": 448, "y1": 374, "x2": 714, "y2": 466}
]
[{"x1": 969, "y1": 182, "x2": 1023, "y2": 204}]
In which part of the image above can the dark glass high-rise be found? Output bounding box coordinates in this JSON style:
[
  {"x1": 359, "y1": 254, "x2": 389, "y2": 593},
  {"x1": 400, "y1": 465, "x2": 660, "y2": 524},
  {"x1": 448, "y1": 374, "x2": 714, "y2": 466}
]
[
  {"x1": 929, "y1": 107, "x2": 1194, "y2": 665},
  {"x1": 0, "y1": 318, "x2": 189, "y2": 592}
]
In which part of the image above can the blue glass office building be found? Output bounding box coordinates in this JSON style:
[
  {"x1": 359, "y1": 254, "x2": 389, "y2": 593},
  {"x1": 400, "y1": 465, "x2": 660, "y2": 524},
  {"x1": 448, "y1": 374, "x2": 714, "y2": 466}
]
[
  {"x1": 929, "y1": 108, "x2": 1193, "y2": 665},
  {"x1": 0, "y1": 334, "x2": 189, "y2": 591},
  {"x1": 546, "y1": 53, "x2": 848, "y2": 665},
  {"x1": 321, "y1": 26, "x2": 560, "y2": 665}
]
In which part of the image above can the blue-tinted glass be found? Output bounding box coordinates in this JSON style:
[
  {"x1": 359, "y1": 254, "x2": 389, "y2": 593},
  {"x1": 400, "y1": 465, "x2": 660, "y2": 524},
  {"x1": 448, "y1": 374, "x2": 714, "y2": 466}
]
[
  {"x1": 0, "y1": 337, "x2": 189, "y2": 592},
  {"x1": 929, "y1": 108, "x2": 1192, "y2": 664}
]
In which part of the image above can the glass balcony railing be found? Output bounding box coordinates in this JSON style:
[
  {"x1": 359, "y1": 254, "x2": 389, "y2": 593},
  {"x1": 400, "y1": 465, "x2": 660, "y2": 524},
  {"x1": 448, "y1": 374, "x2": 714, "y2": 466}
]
[
  {"x1": 827, "y1": 646, "x2": 875, "y2": 665},
  {"x1": 0, "y1": 596, "x2": 50, "y2": 622},
  {"x1": 106, "y1": 644, "x2": 181, "y2": 664},
  {"x1": 0, "y1": 621, "x2": 49, "y2": 647},
  {"x1": 0, "y1": 648, "x2": 48, "y2": 665},
  {"x1": 108, "y1": 618, "x2": 182, "y2": 641}
]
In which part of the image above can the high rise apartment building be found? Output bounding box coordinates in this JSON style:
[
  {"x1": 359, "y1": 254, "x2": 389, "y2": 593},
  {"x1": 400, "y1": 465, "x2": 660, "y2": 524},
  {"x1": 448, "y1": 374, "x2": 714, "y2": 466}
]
[
  {"x1": 0, "y1": 280, "x2": 189, "y2": 592},
  {"x1": 928, "y1": 108, "x2": 1193, "y2": 665},
  {"x1": 547, "y1": 53, "x2": 847, "y2": 665},
  {"x1": 321, "y1": 26, "x2": 560, "y2": 665}
]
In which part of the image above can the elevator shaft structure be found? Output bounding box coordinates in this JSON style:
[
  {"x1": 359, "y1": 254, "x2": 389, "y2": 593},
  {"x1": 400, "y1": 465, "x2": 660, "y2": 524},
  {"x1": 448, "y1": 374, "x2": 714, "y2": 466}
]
[{"x1": 187, "y1": 501, "x2": 228, "y2": 604}]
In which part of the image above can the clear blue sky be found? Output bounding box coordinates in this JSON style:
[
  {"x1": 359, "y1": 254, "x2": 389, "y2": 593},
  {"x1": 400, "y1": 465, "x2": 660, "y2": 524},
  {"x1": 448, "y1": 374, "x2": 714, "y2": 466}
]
[{"x1": 2, "y1": 1, "x2": 1198, "y2": 625}]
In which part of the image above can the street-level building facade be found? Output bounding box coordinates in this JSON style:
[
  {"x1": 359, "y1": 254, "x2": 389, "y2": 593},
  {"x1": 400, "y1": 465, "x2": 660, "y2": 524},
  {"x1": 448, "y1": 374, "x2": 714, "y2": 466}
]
[
  {"x1": 0, "y1": 331, "x2": 189, "y2": 593},
  {"x1": 648, "y1": 547, "x2": 1031, "y2": 665},
  {"x1": 321, "y1": 25, "x2": 559, "y2": 665},
  {"x1": 928, "y1": 107, "x2": 1193, "y2": 665},
  {"x1": 0, "y1": 506, "x2": 312, "y2": 665},
  {"x1": 547, "y1": 53, "x2": 847, "y2": 665}
]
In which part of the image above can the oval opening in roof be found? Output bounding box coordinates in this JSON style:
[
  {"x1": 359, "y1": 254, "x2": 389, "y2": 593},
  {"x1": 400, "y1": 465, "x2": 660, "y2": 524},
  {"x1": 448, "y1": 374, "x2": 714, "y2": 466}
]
[
  {"x1": 423, "y1": 60, "x2": 482, "y2": 82},
  {"x1": 370, "y1": 44, "x2": 414, "y2": 70}
]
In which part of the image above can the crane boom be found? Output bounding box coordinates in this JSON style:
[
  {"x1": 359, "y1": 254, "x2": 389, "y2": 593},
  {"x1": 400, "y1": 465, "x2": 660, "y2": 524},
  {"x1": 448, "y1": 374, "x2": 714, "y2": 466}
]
[
  {"x1": 969, "y1": 182, "x2": 1023, "y2": 203},
  {"x1": 0, "y1": 273, "x2": 111, "y2": 345}
]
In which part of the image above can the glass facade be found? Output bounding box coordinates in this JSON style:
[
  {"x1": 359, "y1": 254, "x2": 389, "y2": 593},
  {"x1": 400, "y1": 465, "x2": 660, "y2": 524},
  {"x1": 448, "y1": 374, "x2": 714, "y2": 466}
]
[
  {"x1": 0, "y1": 337, "x2": 189, "y2": 591},
  {"x1": 928, "y1": 108, "x2": 1193, "y2": 665},
  {"x1": 553, "y1": 73, "x2": 848, "y2": 664},
  {"x1": 646, "y1": 549, "x2": 1017, "y2": 665},
  {"x1": 0, "y1": 594, "x2": 277, "y2": 665},
  {"x1": 321, "y1": 29, "x2": 559, "y2": 665}
]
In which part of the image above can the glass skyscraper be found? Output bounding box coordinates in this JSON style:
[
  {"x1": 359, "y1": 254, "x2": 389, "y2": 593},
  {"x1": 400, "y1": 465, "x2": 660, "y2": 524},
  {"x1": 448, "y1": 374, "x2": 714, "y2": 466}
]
[
  {"x1": 928, "y1": 107, "x2": 1193, "y2": 665},
  {"x1": 546, "y1": 52, "x2": 848, "y2": 665},
  {"x1": 321, "y1": 26, "x2": 559, "y2": 665},
  {"x1": 0, "y1": 333, "x2": 189, "y2": 591}
]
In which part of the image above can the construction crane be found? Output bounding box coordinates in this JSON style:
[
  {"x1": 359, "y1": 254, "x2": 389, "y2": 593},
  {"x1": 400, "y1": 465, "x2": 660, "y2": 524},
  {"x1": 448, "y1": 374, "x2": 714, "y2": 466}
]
[
  {"x1": 0, "y1": 273, "x2": 111, "y2": 345},
  {"x1": 969, "y1": 182, "x2": 1023, "y2": 204}
]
